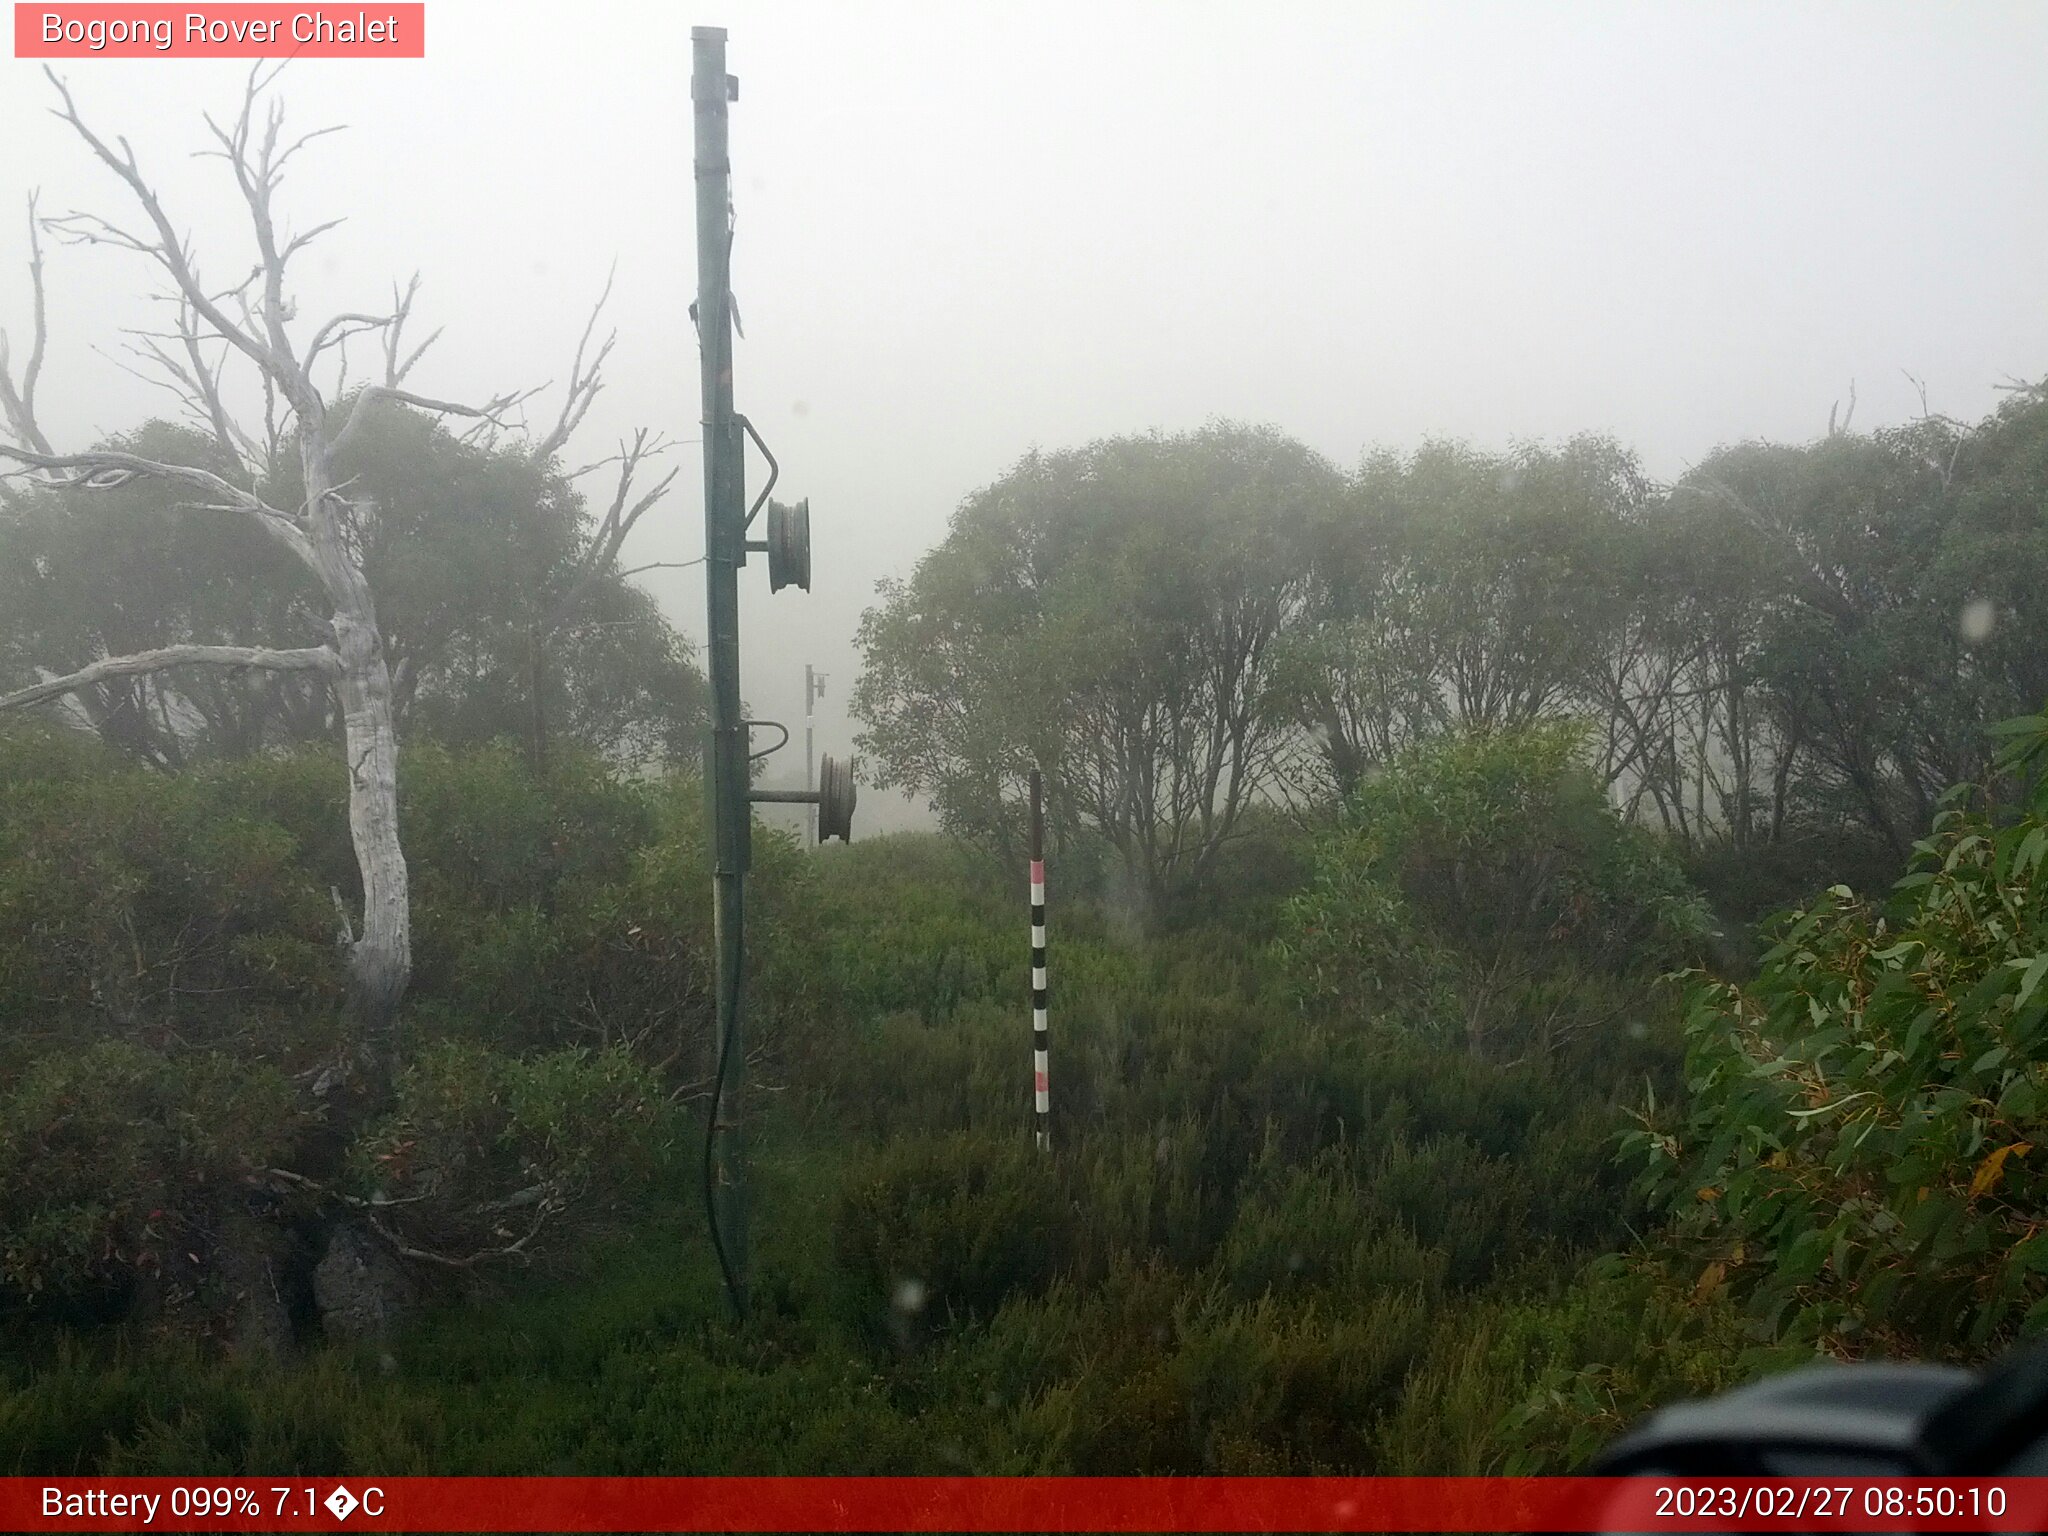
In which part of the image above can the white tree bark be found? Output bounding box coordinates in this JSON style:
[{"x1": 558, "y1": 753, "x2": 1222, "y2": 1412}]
[
  {"x1": 1, "y1": 68, "x2": 679, "y2": 1069},
  {"x1": 0, "y1": 643, "x2": 338, "y2": 711},
  {"x1": 0, "y1": 70, "x2": 519, "y2": 1076}
]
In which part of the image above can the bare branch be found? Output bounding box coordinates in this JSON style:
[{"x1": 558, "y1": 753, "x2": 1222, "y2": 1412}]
[
  {"x1": 0, "y1": 443, "x2": 311, "y2": 559},
  {"x1": 543, "y1": 429, "x2": 679, "y2": 633},
  {"x1": 0, "y1": 192, "x2": 55, "y2": 456},
  {"x1": 329, "y1": 382, "x2": 534, "y2": 460},
  {"x1": 198, "y1": 80, "x2": 307, "y2": 385},
  {"x1": 272, "y1": 124, "x2": 346, "y2": 177},
  {"x1": 530, "y1": 264, "x2": 617, "y2": 464},
  {"x1": 19, "y1": 193, "x2": 48, "y2": 443},
  {"x1": 38, "y1": 208, "x2": 157, "y2": 258},
  {"x1": 90, "y1": 336, "x2": 253, "y2": 480},
  {"x1": 1, "y1": 643, "x2": 338, "y2": 712},
  {"x1": 101, "y1": 337, "x2": 196, "y2": 408},
  {"x1": 614, "y1": 559, "x2": 707, "y2": 581},
  {"x1": 372, "y1": 277, "x2": 444, "y2": 388},
  {"x1": 307, "y1": 309, "x2": 391, "y2": 365},
  {"x1": 606, "y1": 467, "x2": 679, "y2": 549},
  {"x1": 279, "y1": 215, "x2": 345, "y2": 266},
  {"x1": 392, "y1": 323, "x2": 442, "y2": 386},
  {"x1": 156, "y1": 295, "x2": 258, "y2": 474},
  {"x1": 1827, "y1": 379, "x2": 1857, "y2": 438},
  {"x1": 564, "y1": 434, "x2": 687, "y2": 481},
  {"x1": 1902, "y1": 368, "x2": 1930, "y2": 421},
  {"x1": 379, "y1": 273, "x2": 418, "y2": 385},
  {"x1": 43, "y1": 68, "x2": 282, "y2": 388},
  {"x1": 251, "y1": 1165, "x2": 421, "y2": 1212},
  {"x1": 329, "y1": 886, "x2": 355, "y2": 946},
  {"x1": 365, "y1": 1202, "x2": 555, "y2": 1270},
  {"x1": 260, "y1": 362, "x2": 283, "y2": 469}
]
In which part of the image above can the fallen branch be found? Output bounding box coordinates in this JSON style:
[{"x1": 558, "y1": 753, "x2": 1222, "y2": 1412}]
[{"x1": 363, "y1": 1202, "x2": 555, "y2": 1270}]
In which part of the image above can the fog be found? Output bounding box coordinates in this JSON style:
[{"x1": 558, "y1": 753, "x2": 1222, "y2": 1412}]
[{"x1": 5, "y1": 0, "x2": 2045, "y2": 830}]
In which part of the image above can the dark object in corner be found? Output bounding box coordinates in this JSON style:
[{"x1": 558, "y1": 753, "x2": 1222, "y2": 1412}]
[{"x1": 1596, "y1": 1338, "x2": 2048, "y2": 1475}]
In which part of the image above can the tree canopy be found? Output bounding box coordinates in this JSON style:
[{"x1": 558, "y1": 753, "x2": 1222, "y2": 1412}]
[
  {"x1": 854, "y1": 421, "x2": 1340, "y2": 916},
  {"x1": 0, "y1": 405, "x2": 706, "y2": 770},
  {"x1": 858, "y1": 384, "x2": 2048, "y2": 925}
]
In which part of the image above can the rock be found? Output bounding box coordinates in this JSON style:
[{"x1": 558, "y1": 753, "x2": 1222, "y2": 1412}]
[{"x1": 313, "y1": 1221, "x2": 416, "y2": 1342}]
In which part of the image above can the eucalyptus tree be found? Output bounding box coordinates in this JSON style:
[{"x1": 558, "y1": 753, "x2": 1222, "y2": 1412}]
[
  {"x1": 1670, "y1": 390, "x2": 2048, "y2": 858},
  {"x1": 1291, "y1": 434, "x2": 1651, "y2": 794},
  {"x1": 856, "y1": 423, "x2": 1338, "y2": 917}
]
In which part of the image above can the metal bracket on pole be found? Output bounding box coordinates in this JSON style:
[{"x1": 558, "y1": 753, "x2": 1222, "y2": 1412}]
[
  {"x1": 749, "y1": 752, "x2": 857, "y2": 842},
  {"x1": 740, "y1": 415, "x2": 780, "y2": 531}
]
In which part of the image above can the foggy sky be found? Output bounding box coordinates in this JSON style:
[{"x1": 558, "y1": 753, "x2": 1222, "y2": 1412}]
[{"x1": 5, "y1": 1, "x2": 2046, "y2": 832}]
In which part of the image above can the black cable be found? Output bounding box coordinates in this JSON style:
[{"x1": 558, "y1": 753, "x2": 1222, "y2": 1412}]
[{"x1": 701, "y1": 906, "x2": 746, "y2": 1321}]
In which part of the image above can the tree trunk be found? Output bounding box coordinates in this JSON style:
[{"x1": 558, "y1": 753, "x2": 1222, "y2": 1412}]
[
  {"x1": 528, "y1": 623, "x2": 549, "y2": 778},
  {"x1": 303, "y1": 421, "x2": 410, "y2": 1083},
  {"x1": 332, "y1": 607, "x2": 410, "y2": 1078},
  {"x1": 1319, "y1": 702, "x2": 1365, "y2": 798}
]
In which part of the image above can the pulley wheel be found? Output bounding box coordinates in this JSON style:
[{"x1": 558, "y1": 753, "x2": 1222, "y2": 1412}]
[
  {"x1": 817, "y1": 753, "x2": 856, "y2": 842},
  {"x1": 767, "y1": 497, "x2": 811, "y2": 593}
]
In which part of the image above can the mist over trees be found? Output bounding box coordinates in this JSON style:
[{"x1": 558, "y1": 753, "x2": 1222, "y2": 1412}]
[
  {"x1": 8, "y1": 366, "x2": 2048, "y2": 1483},
  {"x1": 1, "y1": 409, "x2": 706, "y2": 771},
  {"x1": 0, "y1": 71, "x2": 698, "y2": 1092},
  {"x1": 855, "y1": 385, "x2": 2048, "y2": 919},
  {"x1": 4, "y1": 32, "x2": 2048, "y2": 1488},
  {"x1": 853, "y1": 423, "x2": 1336, "y2": 916},
  {"x1": 0, "y1": 71, "x2": 706, "y2": 1352}
]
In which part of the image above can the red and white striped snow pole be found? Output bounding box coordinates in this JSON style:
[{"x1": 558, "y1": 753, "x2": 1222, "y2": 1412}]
[{"x1": 1029, "y1": 768, "x2": 1050, "y2": 1151}]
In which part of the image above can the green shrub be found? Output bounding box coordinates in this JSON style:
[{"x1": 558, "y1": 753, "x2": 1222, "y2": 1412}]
[
  {"x1": 0, "y1": 716, "x2": 1690, "y2": 1475},
  {"x1": 1007, "y1": 1257, "x2": 1430, "y2": 1473},
  {"x1": 1218, "y1": 1142, "x2": 1440, "y2": 1300},
  {"x1": 0, "y1": 1042, "x2": 301, "y2": 1306},
  {"x1": 834, "y1": 1130, "x2": 1073, "y2": 1335},
  {"x1": 1638, "y1": 709, "x2": 2048, "y2": 1357},
  {"x1": 350, "y1": 1041, "x2": 675, "y2": 1265},
  {"x1": 0, "y1": 743, "x2": 342, "y2": 1034},
  {"x1": 1277, "y1": 722, "x2": 1709, "y2": 1062},
  {"x1": 1490, "y1": 1253, "x2": 1814, "y2": 1472}
]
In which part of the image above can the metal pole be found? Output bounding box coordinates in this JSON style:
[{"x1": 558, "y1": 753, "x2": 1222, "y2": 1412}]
[
  {"x1": 1030, "y1": 769, "x2": 1049, "y2": 1151},
  {"x1": 694, "y1": 25, "x2": 749, "y2": 1317},
  {"x1": 805, "y1": 663, "x2": 817, "y2": 848}
]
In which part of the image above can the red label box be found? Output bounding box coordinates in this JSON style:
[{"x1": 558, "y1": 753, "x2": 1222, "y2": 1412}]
[{"x1": 14, "y1": 4, "x2": 425, "y2": 57}]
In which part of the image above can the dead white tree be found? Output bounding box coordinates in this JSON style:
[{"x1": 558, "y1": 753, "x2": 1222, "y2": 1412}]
[{"x1": 0, "y1": 68, "x2": 673, "y2": 1081}]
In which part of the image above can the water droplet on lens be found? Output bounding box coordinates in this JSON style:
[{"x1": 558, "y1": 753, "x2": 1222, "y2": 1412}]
[
  {"x1": 892, "y1": 1277, "x2": 927, "y2": 1314},
  {"x1": 1960, "y1": 597, "x2": 1997, "y2": 644}
]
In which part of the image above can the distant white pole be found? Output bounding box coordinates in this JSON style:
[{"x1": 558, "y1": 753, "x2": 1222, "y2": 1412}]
[
  {"x1": 804, "y1": 665, "x2": 822, "y2": 847},
  {"x1": 1030, "y1": 768, "x2": 1049, "y2": 1150}
]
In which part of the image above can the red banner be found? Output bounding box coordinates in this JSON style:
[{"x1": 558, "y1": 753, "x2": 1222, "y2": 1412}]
[
  {"x1": 14, "y1": 5, "x2": 424, "y2": 57},
  {"x1": 8, "y1": 1477, "x2": 2048, "y2": 1532}
]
